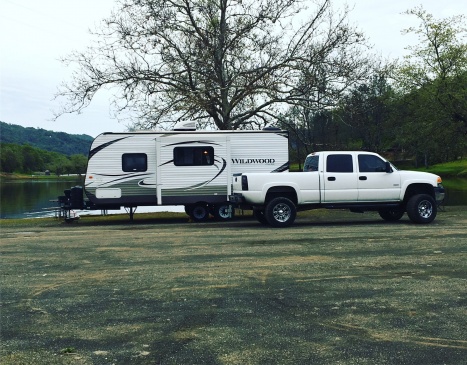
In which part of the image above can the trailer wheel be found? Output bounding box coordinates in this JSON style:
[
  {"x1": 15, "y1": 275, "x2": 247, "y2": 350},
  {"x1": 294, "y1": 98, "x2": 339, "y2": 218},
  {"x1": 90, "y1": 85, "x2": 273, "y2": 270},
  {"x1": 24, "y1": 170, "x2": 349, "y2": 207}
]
[
  {"x1": 378, "y1": 208, "x2": 404, "y2": 222},
  {"x1": 406, "y1": 194, "x2": 437, "y2": 224},
  {"x1": 253, "y1": 208, "x2": 268, "y2": 225},
  {"x1": 190, "y1": 203, "x2": 210, "y2": 222},
  {"x1": 212, "y1": 203, "x2": 235, "y2": 220},
  {"x1": 264, "y1": 197, "x2": 296, "y2": 228}
]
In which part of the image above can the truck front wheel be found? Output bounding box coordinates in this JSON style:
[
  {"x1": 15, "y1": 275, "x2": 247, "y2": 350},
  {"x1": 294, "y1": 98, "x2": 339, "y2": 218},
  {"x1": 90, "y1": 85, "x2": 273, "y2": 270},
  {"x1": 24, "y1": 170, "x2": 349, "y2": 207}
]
[
  {"x1": 406, "y1": 194, "x2": 437, "y2": 224},
  {"x1": 265, "y1": 197, "x2": 296, "y2": 228}
]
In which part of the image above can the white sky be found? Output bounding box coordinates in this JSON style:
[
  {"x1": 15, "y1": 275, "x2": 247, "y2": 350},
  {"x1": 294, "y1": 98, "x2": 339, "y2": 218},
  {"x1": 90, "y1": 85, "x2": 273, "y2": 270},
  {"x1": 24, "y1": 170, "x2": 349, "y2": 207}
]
[{"x1": 0, "y1": 0, "x2": 465, "y2": 137}]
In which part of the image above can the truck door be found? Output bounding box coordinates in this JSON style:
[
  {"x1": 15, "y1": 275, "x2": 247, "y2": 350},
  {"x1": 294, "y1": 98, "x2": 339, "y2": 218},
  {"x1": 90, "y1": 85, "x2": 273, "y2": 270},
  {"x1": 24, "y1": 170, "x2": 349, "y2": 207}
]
[
  {"x1": 323, "y1": 153, "x2": 358, "y2": 202},
  {"x1": 357, "y1": 153, "x2": 401, "y2": 201}
]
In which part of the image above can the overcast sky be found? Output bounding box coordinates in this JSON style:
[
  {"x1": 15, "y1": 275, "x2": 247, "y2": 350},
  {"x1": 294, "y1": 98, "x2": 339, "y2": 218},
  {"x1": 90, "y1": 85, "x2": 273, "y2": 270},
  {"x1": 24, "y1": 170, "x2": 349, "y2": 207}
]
[{"x1": 1, "y1": 0, "x2": 465, "y2": 137}]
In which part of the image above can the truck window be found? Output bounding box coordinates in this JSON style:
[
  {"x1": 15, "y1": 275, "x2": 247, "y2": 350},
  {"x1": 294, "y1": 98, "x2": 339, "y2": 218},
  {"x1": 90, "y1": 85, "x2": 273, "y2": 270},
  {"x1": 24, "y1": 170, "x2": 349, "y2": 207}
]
[
  {"x1": 174, "y1": 146, "x2": 214, "y2": 166},
  {"x1": 122, "y1": 153, "x2": 147, "y2": 172},
  {"x1": 303, "y1": 155, "x2": 319, "y2": 171},
  {"x1": 326, "y1": 154, "x2": 353, "y2": 173},
  {"x1": 358, "y1": 154, "x2": 387, "y2": 172}
]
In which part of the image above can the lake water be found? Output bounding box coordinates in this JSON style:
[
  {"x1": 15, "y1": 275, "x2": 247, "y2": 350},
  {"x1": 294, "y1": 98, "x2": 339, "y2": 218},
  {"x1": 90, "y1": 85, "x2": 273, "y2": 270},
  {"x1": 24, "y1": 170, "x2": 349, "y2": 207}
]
[
  {"x1": 0, "y1": 179, "x2": 184, "y2": 219},
  {"x1": 1, "y1": 179, "x2": 466, "y2": 219}
]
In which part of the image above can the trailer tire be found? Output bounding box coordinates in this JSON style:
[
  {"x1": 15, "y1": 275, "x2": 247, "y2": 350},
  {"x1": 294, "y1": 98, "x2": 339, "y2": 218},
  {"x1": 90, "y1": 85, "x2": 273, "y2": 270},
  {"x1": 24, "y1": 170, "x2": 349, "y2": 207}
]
[
  {"x1": 189, "y1": 203, "x2": 210, "y2": 222},
  {"x1": 265, "y1": 197, "x2": 296, "y2": 228},
  {"x1": 212, "y1": 203, "x2": 235, "y2": 220},
  {"x1": 406, "y1": 194, "x2": 437, "y2": 224},
  {"x1": 378, "y1": 208, "x2": 404, "y2": 222},
  {"x1": 253, "y1": 208, "x2": 268, "y2": 225}
]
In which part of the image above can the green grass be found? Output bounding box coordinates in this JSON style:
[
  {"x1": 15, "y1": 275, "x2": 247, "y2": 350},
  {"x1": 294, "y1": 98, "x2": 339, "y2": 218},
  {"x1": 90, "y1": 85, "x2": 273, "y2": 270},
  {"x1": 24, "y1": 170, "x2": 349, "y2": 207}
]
[
  {"x1": 416, "y1": 159, "x2": 467, "y2": 177},
  {"x1": 0, "y1": 172, "x2": 83, "y2": 181}
]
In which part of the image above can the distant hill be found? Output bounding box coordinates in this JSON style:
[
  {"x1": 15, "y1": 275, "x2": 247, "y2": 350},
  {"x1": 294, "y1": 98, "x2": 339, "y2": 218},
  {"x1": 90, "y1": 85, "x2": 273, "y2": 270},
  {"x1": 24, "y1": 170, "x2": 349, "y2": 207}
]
[{"x1": 0, "y1": 121, "x2": 94, "y2": 156}]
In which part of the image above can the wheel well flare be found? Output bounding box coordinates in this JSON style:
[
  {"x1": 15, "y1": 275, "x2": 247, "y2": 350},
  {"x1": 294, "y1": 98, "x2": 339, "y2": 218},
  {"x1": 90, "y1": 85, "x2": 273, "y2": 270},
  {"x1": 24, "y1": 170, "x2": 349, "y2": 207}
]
[
  {"x1": 266, "y1": 186, "x2": 298, "y2": 204},
  {"x1": 404, "y1": 184, "x2": 435, "y2": 202}
]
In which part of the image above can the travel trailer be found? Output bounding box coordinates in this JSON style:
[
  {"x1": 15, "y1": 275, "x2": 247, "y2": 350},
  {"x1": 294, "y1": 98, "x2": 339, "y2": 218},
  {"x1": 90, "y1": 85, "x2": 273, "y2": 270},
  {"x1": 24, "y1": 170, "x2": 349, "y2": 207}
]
[{"x1": 60, "y1": 122, "x2": 288, "y2": 221}]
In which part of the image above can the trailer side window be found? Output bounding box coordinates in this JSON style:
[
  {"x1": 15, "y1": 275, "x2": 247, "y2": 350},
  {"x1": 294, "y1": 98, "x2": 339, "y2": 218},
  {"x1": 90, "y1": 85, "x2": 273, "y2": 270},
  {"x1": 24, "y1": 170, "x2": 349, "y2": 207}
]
[
  {"x1": 326, "y1": 154, "x2": 353, "y2": 173},
  {"x1": 122, "y1": 153, "x2": 147, "y2": 172},
  {"x1": 173, "y1": 147, "x2": 214, "y2": 166}
]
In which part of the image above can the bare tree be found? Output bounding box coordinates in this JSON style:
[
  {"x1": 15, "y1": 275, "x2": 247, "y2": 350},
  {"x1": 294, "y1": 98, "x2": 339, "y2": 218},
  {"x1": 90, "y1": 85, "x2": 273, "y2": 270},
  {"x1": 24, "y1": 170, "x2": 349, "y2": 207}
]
[{"x1": 55, "y1": 0, "x2": 369, "y2": 130}]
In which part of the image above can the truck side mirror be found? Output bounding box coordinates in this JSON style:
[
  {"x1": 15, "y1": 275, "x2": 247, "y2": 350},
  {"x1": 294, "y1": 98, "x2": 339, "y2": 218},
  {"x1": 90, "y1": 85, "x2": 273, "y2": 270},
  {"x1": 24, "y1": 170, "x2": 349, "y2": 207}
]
[{"x1": 385, "y1": 161, "x2": 392, "y2": 173}]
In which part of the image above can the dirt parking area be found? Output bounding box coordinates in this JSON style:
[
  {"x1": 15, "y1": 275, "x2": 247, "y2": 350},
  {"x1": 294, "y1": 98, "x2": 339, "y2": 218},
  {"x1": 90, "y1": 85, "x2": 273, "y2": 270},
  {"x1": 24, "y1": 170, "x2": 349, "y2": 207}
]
[{"x1": 1, "y1": 208, "x2": 466, "y2": 364}]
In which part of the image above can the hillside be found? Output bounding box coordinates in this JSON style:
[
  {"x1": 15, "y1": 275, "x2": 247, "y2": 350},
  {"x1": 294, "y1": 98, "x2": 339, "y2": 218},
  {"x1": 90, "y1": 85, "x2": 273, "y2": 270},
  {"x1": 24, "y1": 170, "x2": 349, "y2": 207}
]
[{"x1": 0, "y1": 121, "x2": 93, "y2": 156}]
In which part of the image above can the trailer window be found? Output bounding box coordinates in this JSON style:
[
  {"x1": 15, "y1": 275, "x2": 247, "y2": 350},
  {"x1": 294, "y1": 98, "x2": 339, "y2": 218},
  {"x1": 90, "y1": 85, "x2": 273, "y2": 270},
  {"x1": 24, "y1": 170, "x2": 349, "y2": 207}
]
[
  {"x1": 122, "y1": 153, "x2": 147, "y2": 172},
  {"x1": 174, "y1": 147, "x2": 214, "y2": 166},
  {"x1": 326, "y1": 154, "x2": 353, "y2": 173}
]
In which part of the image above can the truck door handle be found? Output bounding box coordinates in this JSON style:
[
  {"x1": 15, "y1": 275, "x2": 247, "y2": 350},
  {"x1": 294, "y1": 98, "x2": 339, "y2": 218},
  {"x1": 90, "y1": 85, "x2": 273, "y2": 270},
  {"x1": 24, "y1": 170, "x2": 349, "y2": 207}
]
[
  {"x1": 328, "y1": 177, "x2": 336, "y2": 181},
  {"x1": 359, "y1": 176, "x2": 367, "y2": 180}
]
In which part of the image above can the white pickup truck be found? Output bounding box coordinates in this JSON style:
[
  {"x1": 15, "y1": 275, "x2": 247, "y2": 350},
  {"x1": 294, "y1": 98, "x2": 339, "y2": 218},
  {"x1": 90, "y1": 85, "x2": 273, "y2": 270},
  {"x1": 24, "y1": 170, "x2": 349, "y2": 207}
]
[{"x1": 229, "y1": 151, "x2": 445, "y2": 227}]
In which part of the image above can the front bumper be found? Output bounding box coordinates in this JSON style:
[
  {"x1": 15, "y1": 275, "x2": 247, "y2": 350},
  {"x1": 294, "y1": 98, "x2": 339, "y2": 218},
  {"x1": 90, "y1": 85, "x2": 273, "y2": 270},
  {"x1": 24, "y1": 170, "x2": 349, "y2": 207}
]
[{"x1": 434, "y1": 185, "x2": 445, "y2": 205}]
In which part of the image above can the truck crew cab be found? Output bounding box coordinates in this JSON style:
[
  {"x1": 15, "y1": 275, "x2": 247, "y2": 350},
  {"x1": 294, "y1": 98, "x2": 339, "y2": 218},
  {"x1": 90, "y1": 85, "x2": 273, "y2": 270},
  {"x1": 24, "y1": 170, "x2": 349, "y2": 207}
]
[{"x1": 230, "y1": 151, "x2": 445, "y2": 227}]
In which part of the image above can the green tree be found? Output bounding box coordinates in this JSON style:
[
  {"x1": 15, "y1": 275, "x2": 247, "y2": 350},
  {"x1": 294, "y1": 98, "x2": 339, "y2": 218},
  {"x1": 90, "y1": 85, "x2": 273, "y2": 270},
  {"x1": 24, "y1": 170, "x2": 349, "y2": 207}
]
[
  {"x1": 51, "y1": 155, "x2": 72, "y2": 176},
  {"x1": 21, "y1": 145, "x2": 44, "y2": 173},
  {"x1": 69, "y1": 154, "x2": 88, "y2": 174},
  {"x1": 0, "y1": 144, "x2": 22, "y2": 173},
  {"x1": 395, "y1": 7, "x2": 467, "y2": 164},
  {"x1": 338, "y1": 72, "x2": 396, "y2": 152}
]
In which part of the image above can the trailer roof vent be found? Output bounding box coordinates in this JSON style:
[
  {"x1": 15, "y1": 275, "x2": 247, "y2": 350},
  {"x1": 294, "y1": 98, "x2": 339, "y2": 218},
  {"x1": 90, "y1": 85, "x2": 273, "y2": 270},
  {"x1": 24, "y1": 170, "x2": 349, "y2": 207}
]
[
  {"x1": 173, "y1": 121, "x2": 197, "y2": 131},
  {"x1": 263, "y1": 125, "x2": 280, "y2": 131}
]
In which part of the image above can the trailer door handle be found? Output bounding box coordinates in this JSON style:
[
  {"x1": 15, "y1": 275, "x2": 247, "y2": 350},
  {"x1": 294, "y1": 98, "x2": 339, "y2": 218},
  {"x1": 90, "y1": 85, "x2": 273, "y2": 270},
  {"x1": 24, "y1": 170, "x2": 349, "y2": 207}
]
[
  {"x1": 359, "y1": 176, "x2": 367, "y2": 180},
  {"x1": 328, "y1": 177, "x2": 336, "y2": 181}
]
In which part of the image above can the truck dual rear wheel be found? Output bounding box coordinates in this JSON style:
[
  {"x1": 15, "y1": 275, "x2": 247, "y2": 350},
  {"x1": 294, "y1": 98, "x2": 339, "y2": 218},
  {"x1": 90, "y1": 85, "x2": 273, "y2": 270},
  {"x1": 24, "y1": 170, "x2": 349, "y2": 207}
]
[
  {"x1": 406, "y1": 194, "x2": 437, "y2": 224},
  {"x1": 265, "y1": 197, "x2": 296, "y2": 228},
  {"x1": 378, "y1": 208, "x2": 404, "y2": 222},
  {"x1": 253, "y1": 208, "x2": 268, "y2": 225}
]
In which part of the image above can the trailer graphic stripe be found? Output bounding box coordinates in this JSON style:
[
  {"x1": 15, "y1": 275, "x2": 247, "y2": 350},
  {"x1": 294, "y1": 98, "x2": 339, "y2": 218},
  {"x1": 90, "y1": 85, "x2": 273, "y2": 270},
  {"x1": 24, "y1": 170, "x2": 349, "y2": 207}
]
[
  {"x1": 163, "y1": 140, "x2": 221, "y2": 147},
  {"x1": 86, "y1": 173, "x2": 153, "y2": 187},
  {"x1": 88, "y1": 137, "x2": 130, "y2": 159},
  {"x1": 271, "y1": 162, "x2": 289, "y2": 172}
]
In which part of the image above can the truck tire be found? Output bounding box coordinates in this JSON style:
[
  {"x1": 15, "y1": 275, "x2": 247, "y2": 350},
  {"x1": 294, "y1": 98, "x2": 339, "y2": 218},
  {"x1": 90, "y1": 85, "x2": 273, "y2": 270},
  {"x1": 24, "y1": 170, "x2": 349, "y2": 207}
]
[
  {"x1": 189, "y1": 203, "x2": 210, "y2": 222},
  {"x1": 212, "y1": 203, "x2": 235, "y2": 220},
  {"x1": 265, "y1": 197, "x2": 296, "y2": 228},
  {"x1": 406, "y1": 194, "x2": 437, "y2": 224},
  {"x1": 378, "y1": 208, "x2": 404, "y2": 222},
  {"x1": 253, "y1": 208, "x2": 268, "y2": 225}
]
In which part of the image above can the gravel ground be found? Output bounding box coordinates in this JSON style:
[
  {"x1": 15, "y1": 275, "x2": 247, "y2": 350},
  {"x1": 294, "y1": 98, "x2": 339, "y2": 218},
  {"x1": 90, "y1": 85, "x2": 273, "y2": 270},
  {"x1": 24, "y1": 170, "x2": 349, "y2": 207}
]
[{"x1": 1, "y1": 207, "x2": 466, "y2": 365}]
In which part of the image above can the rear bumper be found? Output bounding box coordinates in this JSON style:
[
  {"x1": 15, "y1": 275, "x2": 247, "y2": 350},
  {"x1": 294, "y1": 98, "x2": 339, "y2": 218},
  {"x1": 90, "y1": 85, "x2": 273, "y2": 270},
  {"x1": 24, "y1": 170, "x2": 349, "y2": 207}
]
[
  {"x1": 229, "y1": 193, "x2": 245, "y2": 204},
  {"x1": 435, "y1": 185, "x2": 445, "y2": 205}
]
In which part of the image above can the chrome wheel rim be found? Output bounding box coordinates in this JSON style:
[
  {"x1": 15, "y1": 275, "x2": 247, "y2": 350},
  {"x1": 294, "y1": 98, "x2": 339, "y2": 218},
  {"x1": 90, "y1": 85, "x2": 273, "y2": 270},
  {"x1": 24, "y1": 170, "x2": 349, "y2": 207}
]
[
  {"x1": 418, "y1": 200, "x2": 433, "y2": 219},
  {"x1": 273, "y1": 203, "x2": 291, "y2": 222}
]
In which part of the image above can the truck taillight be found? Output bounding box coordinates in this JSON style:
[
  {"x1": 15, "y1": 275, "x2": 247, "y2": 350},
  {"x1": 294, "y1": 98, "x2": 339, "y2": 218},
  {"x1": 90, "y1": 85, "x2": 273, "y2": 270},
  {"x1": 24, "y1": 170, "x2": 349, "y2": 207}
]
[{"x1": 241, "y1": 175, "x2": 249, "y2": 190}]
